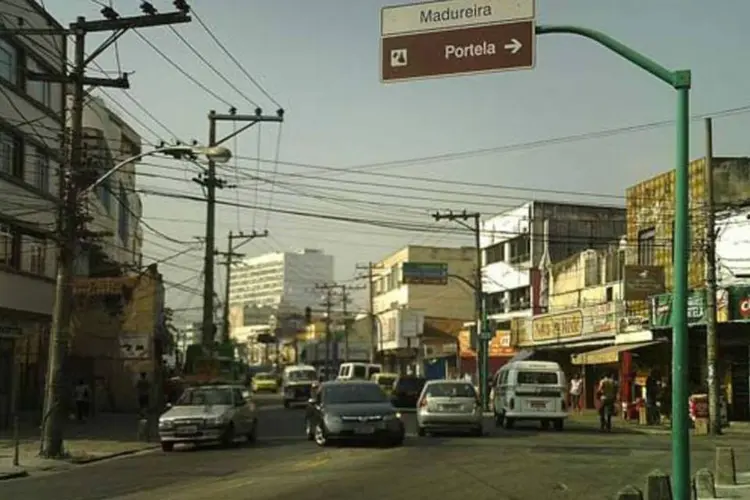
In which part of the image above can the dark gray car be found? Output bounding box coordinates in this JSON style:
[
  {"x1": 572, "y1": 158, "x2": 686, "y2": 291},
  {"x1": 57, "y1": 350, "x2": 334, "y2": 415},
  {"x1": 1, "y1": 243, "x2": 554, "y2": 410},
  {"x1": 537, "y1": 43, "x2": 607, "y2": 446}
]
[{"x1": 304, "y1": 380, "x2": 405, "y2": 447}]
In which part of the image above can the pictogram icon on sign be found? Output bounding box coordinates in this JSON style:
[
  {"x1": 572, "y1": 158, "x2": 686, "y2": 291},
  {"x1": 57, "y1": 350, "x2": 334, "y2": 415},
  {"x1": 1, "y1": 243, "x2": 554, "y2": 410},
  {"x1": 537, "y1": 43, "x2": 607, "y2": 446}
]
[{"x1": 390, "y1": 48, "x2": 408, "y2": 67}]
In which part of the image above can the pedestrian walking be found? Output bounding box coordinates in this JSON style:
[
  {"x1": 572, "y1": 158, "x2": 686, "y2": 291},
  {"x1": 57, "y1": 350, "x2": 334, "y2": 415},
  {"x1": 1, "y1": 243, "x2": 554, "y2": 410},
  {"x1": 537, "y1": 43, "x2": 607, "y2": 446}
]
[
  {"x1": 136, "y1": 372, "x2": 150, "y2": 417},
  {"x1": 645, "y1": 369, "x2": 660, "y2": 425},
  {"x1": 596, "y1": 372, "x2": 617, "y2": 432},
  {"x1": 569, "y1": 373, "x2": 583, "y2": 414},
  {"x1": 73, "y1": 379, "x2": 90, "y2": 423}
]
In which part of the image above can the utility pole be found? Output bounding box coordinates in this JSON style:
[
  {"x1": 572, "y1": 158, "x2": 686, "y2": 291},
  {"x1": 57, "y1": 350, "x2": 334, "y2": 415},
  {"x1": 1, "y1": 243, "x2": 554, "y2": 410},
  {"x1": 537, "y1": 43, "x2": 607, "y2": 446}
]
[
  {"x1": 432, "y1": 210, "x2": 488, "y2": 409},
  {"x1": 20, "y1": 7, "x2": 191, "y2": 459},
  {"x1": 315, "y1": 284, "x2": 335, "y2": 380},
  {"x1": 704, "y1": 117, "x2": 721, "y2": 435},
  {"x1": 356, "y1": 262, "x2": 384, "y2": 363},
  {"x1": 197, "y1": 108, "x2": 284, "y2": 348},
  {"x1": 217, "y1": 230, "x2": 268, "y2": 343}
]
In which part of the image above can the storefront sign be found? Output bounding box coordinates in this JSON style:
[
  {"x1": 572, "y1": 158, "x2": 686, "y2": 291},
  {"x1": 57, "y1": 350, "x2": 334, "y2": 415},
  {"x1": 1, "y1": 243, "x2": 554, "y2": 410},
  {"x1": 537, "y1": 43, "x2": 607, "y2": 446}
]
[
  {"x1": 572, "y1": 349, "x2": 619, "y2": 366},
  {"x1": 727, "y1": 285, "x2": 750, "y2": 321},
  {"x1": 531, "y1": 310, "x2": 584, "y2": 342},
  {"x1": 623, "y1": 265, "x2": 666, "y2": 301},
  {"x1": 650, "y1": 290, "x2": 706, "y2": 328},
  {"x1": 73, "y1": 277, "x2": 137, "y2": 296},
  {"x1": 459, "y1": 330, "x2": 516, "y2": 357}
]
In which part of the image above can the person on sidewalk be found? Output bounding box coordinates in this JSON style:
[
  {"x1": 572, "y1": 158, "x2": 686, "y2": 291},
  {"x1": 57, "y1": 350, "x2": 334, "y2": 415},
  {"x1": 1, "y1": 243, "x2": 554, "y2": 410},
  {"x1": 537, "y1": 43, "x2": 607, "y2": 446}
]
[
  {"x1": 645, "y1": 369, "x2": 660, "y2": 425},
  {"x1": 596, "y1": 373, "x2": 617, "y2": 432},
  {"x1": 74, "y1": 379, "x2": 90, "y2": 423},
  {"x1": 569, "y1": 373, "x2": 583, "y2": 414},
  {"x1": 136, "y1": 373, "x2": 150, "y2": 418}
]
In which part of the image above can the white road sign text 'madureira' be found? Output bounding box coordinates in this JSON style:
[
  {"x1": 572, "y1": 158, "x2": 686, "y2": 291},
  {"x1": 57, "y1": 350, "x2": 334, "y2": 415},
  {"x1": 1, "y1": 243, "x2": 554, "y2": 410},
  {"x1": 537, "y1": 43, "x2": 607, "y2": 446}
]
[{"x1": 381, "y1": 0, "x2": 535, "y2": 37}]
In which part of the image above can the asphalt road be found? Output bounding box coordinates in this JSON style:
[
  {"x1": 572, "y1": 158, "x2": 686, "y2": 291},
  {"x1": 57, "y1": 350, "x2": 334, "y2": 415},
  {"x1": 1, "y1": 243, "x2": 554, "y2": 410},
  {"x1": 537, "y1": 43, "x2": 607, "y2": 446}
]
[{"x1": 2, "y1": 394, "x2": 747, "y2": 500}]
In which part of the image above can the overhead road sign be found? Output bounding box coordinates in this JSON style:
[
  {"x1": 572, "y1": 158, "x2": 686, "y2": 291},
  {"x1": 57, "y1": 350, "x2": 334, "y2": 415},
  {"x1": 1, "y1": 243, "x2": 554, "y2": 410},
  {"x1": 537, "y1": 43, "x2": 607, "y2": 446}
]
[
  {"x1": 382, "y1": 21, "x2": 534, "y2": 82},
  {"x1": 381, "y1": 0, "x2": 535, "y2": 37}
]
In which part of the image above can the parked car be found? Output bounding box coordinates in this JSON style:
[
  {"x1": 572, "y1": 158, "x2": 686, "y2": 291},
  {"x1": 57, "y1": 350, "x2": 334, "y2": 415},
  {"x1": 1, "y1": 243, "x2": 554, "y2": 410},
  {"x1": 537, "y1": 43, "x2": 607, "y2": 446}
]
[
  {"x1": 391, "y1": 375, "x2": 427, "y2": 409},
  {"x1": 158, "y1": 383, "x2": 258, "y2": 451},
  {"x1": 416, "y1": 380, "x2": 483, "y2": 437},
  {"x1": 305, "y1": 380, "x2": 405, "y2": 447}
]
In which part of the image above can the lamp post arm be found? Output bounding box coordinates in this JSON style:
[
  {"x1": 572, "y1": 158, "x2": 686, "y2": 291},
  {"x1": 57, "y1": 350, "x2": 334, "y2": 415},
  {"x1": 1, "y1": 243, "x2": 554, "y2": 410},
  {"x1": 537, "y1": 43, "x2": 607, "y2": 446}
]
[{"x1": 82, "y1": 147, "x2": 186, "y2": 196}]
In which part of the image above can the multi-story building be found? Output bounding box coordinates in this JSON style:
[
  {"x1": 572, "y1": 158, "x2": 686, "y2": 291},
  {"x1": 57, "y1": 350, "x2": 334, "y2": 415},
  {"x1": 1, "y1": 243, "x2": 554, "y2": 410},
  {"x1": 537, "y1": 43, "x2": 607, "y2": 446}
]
[
  {"x1": 371, "y1": 245, "x2": 476, "y2": 374},
  {"x1": 79, "y1": 95, "x2": 143, "y2": 272},
  {"x1": 228, "y1": 248, "x2": 333, "y2": 319},
  {"x1": 0, "y1": 1, "x2": 66, "y2": 428},
  {"x1": 481, "y1": 201, "x2": 627, "y2": 327}
]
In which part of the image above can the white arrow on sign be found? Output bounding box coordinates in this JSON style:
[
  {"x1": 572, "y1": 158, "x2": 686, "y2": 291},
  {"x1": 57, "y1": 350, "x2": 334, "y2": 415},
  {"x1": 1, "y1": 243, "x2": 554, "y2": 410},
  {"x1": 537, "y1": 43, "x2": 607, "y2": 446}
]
[{"x1": 503, "y1": 38, "x2": 522, "y2": 55}]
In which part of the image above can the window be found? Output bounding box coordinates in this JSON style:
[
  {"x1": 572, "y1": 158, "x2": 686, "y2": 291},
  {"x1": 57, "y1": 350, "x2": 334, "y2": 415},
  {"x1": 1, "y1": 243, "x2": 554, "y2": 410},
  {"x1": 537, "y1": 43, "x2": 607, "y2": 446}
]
[
  {"x1": 509, "y1": 287, "x2": 530, "y2": 311},
  {"x1": 117, "y1": 183, "x2": 129, "y2": 243},
  {"x1": 96, "y1": 175, "x2": 111, "y2": 213},
  {"x1": 509, "y1": 235, "x2": 530, "y2": 264},
  {"x1": 486, "y1": 291, "x2": 505, "y2": 315},
  {"x1": 637, "y1": 228, "x2": 656, "y2": 265},
  {"x1": 31, "y1": 147, "x2": 50, "y2": 192},
  {"x1": 26, "y1": 58, "x2": 52, "y2": 108},
  {"x1": 26, "y1": 236, "x2": 45, "y2": 275},
  {"x1": 485, "y1": 242, "x2": 505, "y2": 265},
  {"x1": 0, "y1": 225, "x2": 15, "y2": 267},
  {"x1": 0, "y1": 39, "x2": 18, "y2": 84},
  {"x1": 0, "y1": 131, "x2": 19, "y2": 176},
  {"x1": 517, "y1": 371, "x2": 559, "y2": 385}
]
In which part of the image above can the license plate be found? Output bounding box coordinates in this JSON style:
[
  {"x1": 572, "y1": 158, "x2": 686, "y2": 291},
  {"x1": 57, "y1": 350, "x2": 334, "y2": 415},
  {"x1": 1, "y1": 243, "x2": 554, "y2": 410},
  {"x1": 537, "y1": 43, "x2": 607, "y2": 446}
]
[
  {"x1": 354, "y1": 424, "x2": 374, "y2": 434},
  {"x1": 440, "y1": 404, "x2": 459, "y2": 411},
  {"x1": 177, "y1": 425, "x2": 198, "y2": 434},
  {"x1": 529, "y1": 401, "x2": 547, "y2": 410}
]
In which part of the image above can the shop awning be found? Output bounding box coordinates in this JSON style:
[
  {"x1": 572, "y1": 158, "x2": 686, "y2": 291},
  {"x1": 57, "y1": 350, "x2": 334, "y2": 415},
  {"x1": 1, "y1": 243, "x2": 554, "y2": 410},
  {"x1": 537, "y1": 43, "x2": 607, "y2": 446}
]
[{"x1": 571, "y1": 340, "x2": 666, "y2": 366}]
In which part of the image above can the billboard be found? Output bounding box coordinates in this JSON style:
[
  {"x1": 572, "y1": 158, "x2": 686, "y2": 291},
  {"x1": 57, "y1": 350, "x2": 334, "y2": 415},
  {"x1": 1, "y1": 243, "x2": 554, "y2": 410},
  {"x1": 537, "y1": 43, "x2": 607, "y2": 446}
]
[{"x1": 402, "y1": 262, "x2": 448, "y2": 285}]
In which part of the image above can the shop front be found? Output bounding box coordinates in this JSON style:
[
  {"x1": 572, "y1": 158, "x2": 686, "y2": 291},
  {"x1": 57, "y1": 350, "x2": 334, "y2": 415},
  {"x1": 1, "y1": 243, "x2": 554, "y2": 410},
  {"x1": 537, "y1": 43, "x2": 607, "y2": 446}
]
[{"x1": 458, "y1": 330, "x2": 516, "y2": 382}]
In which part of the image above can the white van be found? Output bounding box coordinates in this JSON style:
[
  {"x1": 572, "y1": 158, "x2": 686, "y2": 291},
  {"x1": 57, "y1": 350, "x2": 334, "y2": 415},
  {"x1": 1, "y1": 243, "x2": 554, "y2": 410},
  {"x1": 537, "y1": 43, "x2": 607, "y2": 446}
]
[
  {"x1": 337, "y1": 362, "x2": 382, "y2": 381},
  {"x1": 491, "y1": 360, "x2": 568, "y2": 431}
]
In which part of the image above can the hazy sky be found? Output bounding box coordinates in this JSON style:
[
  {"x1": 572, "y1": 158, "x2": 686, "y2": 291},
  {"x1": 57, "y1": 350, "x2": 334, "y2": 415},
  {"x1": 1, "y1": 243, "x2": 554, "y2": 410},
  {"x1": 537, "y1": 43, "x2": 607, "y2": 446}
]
[{"x1": 43, "y1": 0, "x2": 750, "y2": 323}]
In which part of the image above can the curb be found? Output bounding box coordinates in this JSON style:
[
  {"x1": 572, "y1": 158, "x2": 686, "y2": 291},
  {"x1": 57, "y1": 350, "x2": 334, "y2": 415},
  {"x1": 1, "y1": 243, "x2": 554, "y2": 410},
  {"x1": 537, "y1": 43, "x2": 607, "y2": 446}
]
[
  {"x1": 69, "y1": 445, "x2": 159, "y2": 465},
  {"x1": 0, "y1": 469, "x2": 29, "y2": 481}
]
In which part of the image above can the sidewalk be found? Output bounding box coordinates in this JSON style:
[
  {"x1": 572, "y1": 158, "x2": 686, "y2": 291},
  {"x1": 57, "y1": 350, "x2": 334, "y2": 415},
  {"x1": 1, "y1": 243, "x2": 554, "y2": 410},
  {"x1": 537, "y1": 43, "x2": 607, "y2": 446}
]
[
  {"x1": 569, "y1": 409, "x2": 750, "y2": 436},
  {"x1": 0, "y1": 412, "x2": 158, "y2": 481}
]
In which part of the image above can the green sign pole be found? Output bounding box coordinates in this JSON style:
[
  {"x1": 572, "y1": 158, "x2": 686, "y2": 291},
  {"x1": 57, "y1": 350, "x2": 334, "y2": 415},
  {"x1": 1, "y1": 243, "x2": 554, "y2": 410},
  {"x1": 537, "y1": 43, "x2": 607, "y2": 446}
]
[{"x1": 536, "y1": 25, "x2": 691, "y2": 499}]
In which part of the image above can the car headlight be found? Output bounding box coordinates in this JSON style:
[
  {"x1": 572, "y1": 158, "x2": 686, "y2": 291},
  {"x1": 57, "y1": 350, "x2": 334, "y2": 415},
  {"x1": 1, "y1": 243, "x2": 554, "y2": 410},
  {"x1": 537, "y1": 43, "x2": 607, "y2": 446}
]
[
  {"x1": 324, "y1": 414, "x2": 341, "y2": 424},
  {"x1": 205, "y1": 415, "x2": 227, "y2": 426},
  {"x1": 384, "y1": 412, "x2": 401, "y2": 421},
  {"x1": 158, "y1": 420, "x2": 174, "y2": 429}
]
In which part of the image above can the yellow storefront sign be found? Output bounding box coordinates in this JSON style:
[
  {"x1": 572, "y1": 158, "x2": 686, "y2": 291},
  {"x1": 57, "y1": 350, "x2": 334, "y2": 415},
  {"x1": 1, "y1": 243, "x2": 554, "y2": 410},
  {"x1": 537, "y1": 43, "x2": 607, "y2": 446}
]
[{"x1": 531, "y1": 310, "x2": 584, "y2": 343}]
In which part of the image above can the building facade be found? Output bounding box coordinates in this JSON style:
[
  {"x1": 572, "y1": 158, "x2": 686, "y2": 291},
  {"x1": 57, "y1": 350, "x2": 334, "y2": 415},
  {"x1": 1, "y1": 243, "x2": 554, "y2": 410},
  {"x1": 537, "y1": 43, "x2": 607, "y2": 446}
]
[
  {"x1": 78, "y1": 95, "x2": 143, "y2": 272},
  {"x1": 481, "y1": 201, "x2": 627, "y2": 328},
  {"x1": 228, "y1": 248, "x2": 333, "y2": 311},
  {"x1": 371, "y1": 245, "x2": 476, "y2": 374},
  {"x1": 0, "y1": 0, "x2": 66, "y2": 429}
]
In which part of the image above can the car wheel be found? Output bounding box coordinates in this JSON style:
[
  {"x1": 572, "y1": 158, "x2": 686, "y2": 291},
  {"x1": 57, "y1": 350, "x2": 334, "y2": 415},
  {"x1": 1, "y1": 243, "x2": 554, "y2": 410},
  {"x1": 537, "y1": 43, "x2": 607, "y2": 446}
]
[
  {"x1": 160, "y1": 441, "x2": 174, "y2": 452},
  {"x1": 473, "y1": 426, "x2": 484, "y2": 437},
  {"x1": 494, "y1": 412, "x2": 503, "y2": 428},
  {"x1": 553, "y1": 419, "x2": 564, "y2": 431},
  {"x1": 541, "y1": 419, "x2": 551, "y2": 430},
  {"x1": 305, "y1": 419, "x2": 314, "y2": 441},
  {"x1": 504, "y1": 417, "x2": 515, "y2": 429},
  {"x1": 313, "y1": 422, "x2": 328, "y2": 447},
  {"x1": 417, "y1": 426, "x2": 426, "y2": 437},
  {"x1": 221, "y1": 424, "x2": 235, "y2": 447},
  {"x1": 283, "y1": 400, "x2": 290, "y2": 409},
  {"x1": 247, "y1": 419, "x2": 258, "y2": 443}
]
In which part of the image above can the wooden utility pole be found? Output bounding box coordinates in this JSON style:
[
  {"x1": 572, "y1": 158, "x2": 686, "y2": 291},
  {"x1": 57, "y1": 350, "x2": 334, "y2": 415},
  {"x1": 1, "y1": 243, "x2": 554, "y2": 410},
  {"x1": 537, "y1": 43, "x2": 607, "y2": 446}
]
[
  {"x1": 197, "y1": 109, "x2": 283, "y2": 347},
  {"x1": 217, "y1": 230, "x2": 268, "y2": 343},
  {"x1": 704, "y1": 117, "x2": 721, "y2": 435},
  {"x1": 20, "y1": 8, "x2": 192, "y2": 459},
  {"x1": 356, "y1": 262, "x2": 383, "y2": 363},
  {"x1": 315, "y1": 284, "x2": 336, "y2": 379}
]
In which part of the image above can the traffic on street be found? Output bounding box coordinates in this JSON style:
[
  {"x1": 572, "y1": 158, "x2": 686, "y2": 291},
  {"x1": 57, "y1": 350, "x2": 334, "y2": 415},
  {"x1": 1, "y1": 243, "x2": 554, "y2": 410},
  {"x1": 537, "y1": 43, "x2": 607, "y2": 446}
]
[{"x1": 1, "y1": 393, "x2": 748, "y2": 500}]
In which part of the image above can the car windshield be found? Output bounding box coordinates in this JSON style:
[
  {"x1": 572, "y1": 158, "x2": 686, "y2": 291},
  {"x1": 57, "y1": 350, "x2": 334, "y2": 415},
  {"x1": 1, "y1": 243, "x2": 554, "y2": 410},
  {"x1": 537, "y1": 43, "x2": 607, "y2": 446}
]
[
  {"x1": 396, "y1": 377, "x2": 425, "y2": 391},
  {"x1": 323, "y1": 383, "x2": 387, "y2": 404},
  {"x1": 287, "y1": 369, "x2": 316, "y2": 382},
  {"x1": 517, "y1": 371, "x2": 559, "y2": 385},
  {"x1": 255, "y1": 373, "x2": 274, "y2": 380},
  {"x1": 176, "y1": 387, "x2": 233, "y2": 406},
  {"x1": 424, "y1": 383, "x2": 476, "y2": 398},
  {"x1": 375, "y1": 375, "x2": 396, "y2": 387}
]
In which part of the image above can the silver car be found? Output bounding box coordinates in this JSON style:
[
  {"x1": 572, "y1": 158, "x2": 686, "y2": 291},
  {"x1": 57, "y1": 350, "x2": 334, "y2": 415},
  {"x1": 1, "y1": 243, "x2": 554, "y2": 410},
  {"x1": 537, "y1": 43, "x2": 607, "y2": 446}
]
[
  {"x1": 416, "y1": 380, "x2": 483, "y2": 437},
  {"x1": 158, "y1": 384, "x2": 258, "y2": 451}
]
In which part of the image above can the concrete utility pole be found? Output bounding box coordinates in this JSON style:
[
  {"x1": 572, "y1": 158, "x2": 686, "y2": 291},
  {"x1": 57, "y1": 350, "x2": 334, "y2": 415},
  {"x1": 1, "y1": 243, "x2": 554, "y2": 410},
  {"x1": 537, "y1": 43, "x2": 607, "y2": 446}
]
[
  {"x1": 432, "y1": 210, "x2": 488, "y2": 408},
  {"x1": 197, "y1": 108, "x2": 283, "y2": 347},
  {"x1": 315, "y1": 284, "x2": 336, "y2": 379},
  {"x1": 19, "y1": 7, "x2": 191, "y2": 459},
  {"x1": 340, "y1": 284, "x2": 365, "y2": 362},
  {"x1": 704, "y1": 117, "x2": 721, "y2": 435},
  {"x1": 356, "y1": 262, "x2": 384, "y2": 363},
  {"x1": 217, "y1": 230, "x2": 268, "y2": 343}
]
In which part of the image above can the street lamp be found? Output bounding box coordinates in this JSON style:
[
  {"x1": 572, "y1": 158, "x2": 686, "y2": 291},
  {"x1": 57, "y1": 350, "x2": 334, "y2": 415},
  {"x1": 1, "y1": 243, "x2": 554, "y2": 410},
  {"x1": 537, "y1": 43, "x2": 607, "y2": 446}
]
[{"x1": 82, "y1": 144, "x2": 232, "y2": 195}]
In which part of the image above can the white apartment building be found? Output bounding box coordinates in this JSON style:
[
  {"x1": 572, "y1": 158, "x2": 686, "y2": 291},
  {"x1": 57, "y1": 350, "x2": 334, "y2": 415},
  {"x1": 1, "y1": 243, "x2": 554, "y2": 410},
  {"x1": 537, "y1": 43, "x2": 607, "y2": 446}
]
[
  {"x1": 0, "y1": 0, "x2": 67, "y2": 427},
  {"x1": 78, "y1": 95, "x2": 144, "y2": 272},
  {"x1": 229, "y1": 249, "x2": 334, "y2": 313}
]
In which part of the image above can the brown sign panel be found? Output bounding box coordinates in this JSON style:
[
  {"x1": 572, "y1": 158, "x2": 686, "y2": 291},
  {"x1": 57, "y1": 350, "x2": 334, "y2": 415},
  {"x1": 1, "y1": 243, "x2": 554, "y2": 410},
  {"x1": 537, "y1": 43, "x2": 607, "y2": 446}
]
[
  {"x1": 623, "y1": 265, "x2": 666, "y2": 301},
  {"x1": 381, "y1": 21, "x2": 534, "y2": 82}
]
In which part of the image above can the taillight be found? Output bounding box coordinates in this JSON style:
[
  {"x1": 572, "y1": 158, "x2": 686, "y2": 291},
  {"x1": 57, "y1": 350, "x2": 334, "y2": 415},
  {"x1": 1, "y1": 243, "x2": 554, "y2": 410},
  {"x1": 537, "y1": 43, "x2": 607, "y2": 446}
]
[
  {"x1": 509, "y1": 398, "x2": 515, "y2": 410},
  {"x1": 418, "y1": 398, "x2": 428, "y2": 408}
]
